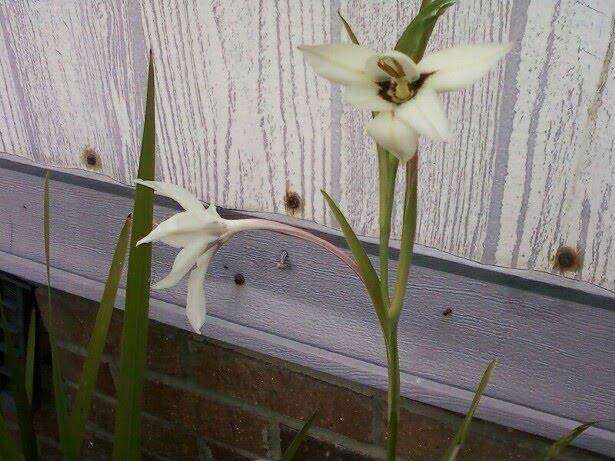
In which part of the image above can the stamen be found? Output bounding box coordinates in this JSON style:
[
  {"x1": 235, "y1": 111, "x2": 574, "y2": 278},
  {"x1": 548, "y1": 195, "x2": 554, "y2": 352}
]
[{"x1": 377, "y1": 57, "x2": 405, "y2": 79}]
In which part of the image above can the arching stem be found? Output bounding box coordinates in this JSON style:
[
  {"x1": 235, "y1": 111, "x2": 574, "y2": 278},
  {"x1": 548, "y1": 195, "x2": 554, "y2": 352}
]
[{"x1": 223, "y1": 218, "x2": 362, "y2": 281}]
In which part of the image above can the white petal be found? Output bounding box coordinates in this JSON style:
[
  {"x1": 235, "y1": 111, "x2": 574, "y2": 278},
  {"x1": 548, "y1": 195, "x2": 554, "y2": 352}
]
[
  {"x1": 185, "y1": 247, "x2": 216, "y2": 332},
  {"x1": 135, "y1": 179, "x2": 205, "y2": 212},
  {"x1": 365, "y1": 50, "x2": 420, "y2": 82},
  {"x1": 395, "y1": 85, "x2": 450, "y2": 141},
  {"x1": 137, "y1": 211, "x2": 211, "y2": 247},
  {"x1": 417, "y1": 42, "x2": 513, "y2": 92},
  {"x1": 299, "y1": 43, "x2": 375, "y2": 85},
  {"x1": 343, "y1": 83, "x2": 396, "y2": 111},
  {"x1": 366, "y1": 111, "x2": 418, "y2": 164},
  {"x1": 152, "y1": 239, "x2": 211, "y2": 289}
]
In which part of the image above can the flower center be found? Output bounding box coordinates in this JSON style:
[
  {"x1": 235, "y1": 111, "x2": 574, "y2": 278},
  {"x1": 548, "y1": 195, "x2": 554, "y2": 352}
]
[{"x1": 376, "y1": 57, "x2": 431, "y2": 105}]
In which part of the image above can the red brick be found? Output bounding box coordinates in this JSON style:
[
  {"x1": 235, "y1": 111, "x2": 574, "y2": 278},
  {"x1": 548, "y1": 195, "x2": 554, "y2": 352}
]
[
  {"x1": 206, "y1": 440, "x2": 256, "y2": 461},
  {"x1": 142, "y1": 378, "x2": 269, "y2": 454},
  {"x1": 58, "y1": 347, "x2": 116, "y2": 396},
  {"x1": 144, "y1": 323, "x2": 183, "y2": 376},
  {"x1": 37, "y1": 438, "x2": 62, "y2": 461},
  {"x1": 80, "y1": 430, "x2": 114, "y2": 461},
  {"x1": 36, "y1": 288, "x2": 122, "y2": 353},
  {"x1": 37, "y1": 289, "x2": 183, "y2": 376},
  {"x1": 391, "y1": 408, "x2": 539, "y2": 461},
  {"x1": 190, "y1": 341, "x2": 373, "y2": 442},
  {"x1": 280, "y1": 425, "x2": 379, "y2": 461}
]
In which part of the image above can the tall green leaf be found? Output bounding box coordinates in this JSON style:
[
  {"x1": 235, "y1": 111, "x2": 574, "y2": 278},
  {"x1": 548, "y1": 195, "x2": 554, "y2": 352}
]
[
  {"x1": 44, "y1": 172, "x2": 71, "y2": 457},
  {"x1": 338, "y1": 11, "x2": 359, "y2": 45},
  {"x1": 0, "y1": 296, "x2": 37, "y2": 460},
  {"x1": 395, "y1": 0, "x2": 456, "y2": 61},
  {"x1": 535, "y1": 420, "x2": 614, "y2": 461},
  {"x1": 440, "y1": 359, "x2": 497, "y2": 461},
  {"x1": 321, "y1": 191, "x2": 387, "y2": 329},
  {"x1": 0, "y1": 411, "x2": 20, "y2": 461},
  {"x1": 112, "y1": 51, "x2": 155, "y2": 461},
  {"x1": 280, "y1": 413, "x2": 317, "y2": 461},
  {"x1": 69, "y1": 215, "x2": 132, "y2": 460},
  {"x1": 25, "y1": 308, "x2": 36, "y2": 406}
]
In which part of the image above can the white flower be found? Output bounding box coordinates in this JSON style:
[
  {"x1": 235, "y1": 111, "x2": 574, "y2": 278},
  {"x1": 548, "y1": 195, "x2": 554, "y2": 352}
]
[
  {"x1": 299, "y1": 42, "x2": 512, "y2": 163},
  {"x1": 135, "y1": 180, "x2": 365, "y2": 332},
  {"x1": 136, "y1": 179, "x2": 240, "y2": 332}
]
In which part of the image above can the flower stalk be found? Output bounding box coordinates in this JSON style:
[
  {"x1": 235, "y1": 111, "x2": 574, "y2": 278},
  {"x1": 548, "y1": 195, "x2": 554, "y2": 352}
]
[{"x1": 222, "y1": 218, "x2": 362, "y2": 280}]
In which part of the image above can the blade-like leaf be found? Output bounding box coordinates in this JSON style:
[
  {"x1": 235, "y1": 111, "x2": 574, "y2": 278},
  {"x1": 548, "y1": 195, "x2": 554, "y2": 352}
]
[
  {"x1": 280, "y1": 413, "x2": 317, "y2": 461},
  {"x1": 440, "y1": 359, "x2": 497, "y2": 461},
  {"x1": 25, "y1": 308, "x2": 36, "y2": 406},
  {"x1": 0, "y1": 410, "x2": 20, "y2": 461},
  {"x1": 338, "y1": 11, "x2": 359, "y2": 45},
  {"x1": 112, "y1": 51, "x2": 156, "y2": 461},
  {"x1": 321, "y1": 191, "x2": 386, "y2": 329},
  {"x1": 44, "y1": 172, "x2": 72, "y2": 457},
  {"x1": 535, "y1": 420, "x2": 614, "y2": 461},
  {"x1": 0, "y1": 297, "x2": 38, "y2": 461},
  {"x1": 395, "y1": 0, "x2": 456, "y2": 61},
  {"x1": 69, "y1": 215, "x2": 132, "y2": 460}
]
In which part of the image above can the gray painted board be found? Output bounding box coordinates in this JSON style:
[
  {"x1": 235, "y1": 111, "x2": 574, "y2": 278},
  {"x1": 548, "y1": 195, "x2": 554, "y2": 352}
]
[{"x1": 1, "y1": 156, "x2": 613, "y2": 456}]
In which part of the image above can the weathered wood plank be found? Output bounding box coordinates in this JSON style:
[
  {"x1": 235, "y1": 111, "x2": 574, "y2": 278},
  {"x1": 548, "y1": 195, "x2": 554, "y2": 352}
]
[
  {"x1": 140, "y1": 0, "x2": 332, "y2": 225},
  {"x1": 1, "y1": 156, "x2": 613, "y2": 455},
  {"x1": 0, "y1": 0, "x2": 614, "y2": 291},
  {"x1": 0, "y1": 0, "x2": 146, "y2": 180},
  {"x1": 495, "y1": 0, "x2": 615, "y2": 288}
]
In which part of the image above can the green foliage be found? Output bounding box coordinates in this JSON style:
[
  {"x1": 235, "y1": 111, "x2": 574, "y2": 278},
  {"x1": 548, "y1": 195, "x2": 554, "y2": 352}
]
[
  {"x1": 44, "y1": 172, "x2": 72, "y2": 458},
  {"x1": 0, "y1": 410, "x2": 20, "y2": 461},
  {"x1": 395, "y1": 0, "x2": 456, "y2": 61},
  {"x1": 25, "y1": 308, "x2": 36, "y2": 406},
  {"x1": 535, "y1": 420, "x2": 613, "y2": 461},
  {"x1": 321, "y1": 191, "x2": 387, "y2": 330},
  {"x1": 112, "y1": 51, "x2": 156, "y2": 461},
  {"x1": 338, "y1": 11, "x2": 359, "y2": 45},
  {"x1": 440, "y1": 359, "x2": 497, "y2": 461},
  {"x1": 68, "y1": 215, "x2": 132, "y2": 459},
  {"x1": 279, "y1": 413, "x2": 317, "y2": 461},
  {"x1": 0, "y1": 297, "x2": 38, "y2": 460}
]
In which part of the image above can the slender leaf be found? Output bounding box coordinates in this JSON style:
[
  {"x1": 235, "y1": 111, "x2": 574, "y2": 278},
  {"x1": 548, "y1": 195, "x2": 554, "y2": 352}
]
[
  {"x1": 112, "y1": 51, "x2": 155, "y2": 461},
  {"x1": 321, "y1": 191, "x2": 387, "y2": 329},
  {"x1": 280, "y1": 413, "x2": 317, "y2": 461},
  {"x1": 25, "y1": 308, "x2": 36, "y2": 406},
  {"x1": 0, "y1": 410, "x2": 20, "y2": 461},
  {"x1": 69, "y1": 215, "x2": 132, "y2": 460},
  {"x1": 535, "y1": 420, "x2": 614, "y2": 461},
  {"x1": 44, "y1": 172, "x2": 72, "y2": 457},
  {"x1": 0, "y1": 297, "x2": 37, "y2": 461},
  {"x1": 338, "y1": 11, "x2": 359, "y2": 45},
  {"x1": 395, "y1": 0, "x2": 456, "y2": 61},
  {"x1": 440, "y1": 359, "x2": 497, "y2": 461}
]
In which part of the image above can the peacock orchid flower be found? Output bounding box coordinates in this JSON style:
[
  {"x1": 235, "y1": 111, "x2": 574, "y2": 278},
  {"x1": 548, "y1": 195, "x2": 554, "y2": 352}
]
[
  {"x1": 299, "y1": 42, "x2": 512, "y2": 163},
  {"x1": 136, "y1": 180, "x2": 361, "y2": 332}
]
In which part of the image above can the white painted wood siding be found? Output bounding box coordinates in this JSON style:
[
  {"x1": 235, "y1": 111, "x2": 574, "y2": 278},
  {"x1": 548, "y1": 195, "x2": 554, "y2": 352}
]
[{"x1": 0, "y1": 0, "x2": 614, "y2": 291}]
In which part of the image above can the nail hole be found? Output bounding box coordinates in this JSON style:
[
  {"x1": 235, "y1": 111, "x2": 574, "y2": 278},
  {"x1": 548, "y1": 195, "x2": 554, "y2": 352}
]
[
  {"x1": 554, "y1": 246, "x2": 582, "y2": 272},
  {"x1": 442, "y1": 308, "x2": 452, "y2": 317},
  {"x1": 82, "y1": 148, "x2": 101, "y2": 170},
  {"x1": 234, "y1": 273, "x2": 245, "y2": 285},
  {"x1": 284, "y1": 191, "x2": 303, "y2": 214}
]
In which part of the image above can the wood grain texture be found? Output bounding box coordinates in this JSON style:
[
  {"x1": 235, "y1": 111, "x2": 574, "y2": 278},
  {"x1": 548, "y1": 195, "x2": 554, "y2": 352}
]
[
  {"x1": 1, "y1": 159, "x2": 613, "y2": 455},
  {"x1": 0, "y1": 0, "x2": 614, "y2": 291}
]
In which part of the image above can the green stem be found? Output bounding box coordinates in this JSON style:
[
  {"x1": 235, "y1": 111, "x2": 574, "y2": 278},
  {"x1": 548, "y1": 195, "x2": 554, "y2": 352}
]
[
  {"x1": 378, "y1": 147, "x2": 400, "y2": 309},
  {"x1": 386, "y1": 324, "x2": 400, "y2": 461},
  {"x1": 390, "y1": 156, "x2": 419, "y2": 319}
]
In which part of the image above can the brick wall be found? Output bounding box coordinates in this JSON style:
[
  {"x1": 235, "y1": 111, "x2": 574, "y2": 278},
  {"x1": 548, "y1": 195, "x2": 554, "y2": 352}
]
[{"x1": 24, "y1": 288, "x2": 608, "y2": 461}]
